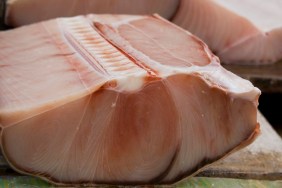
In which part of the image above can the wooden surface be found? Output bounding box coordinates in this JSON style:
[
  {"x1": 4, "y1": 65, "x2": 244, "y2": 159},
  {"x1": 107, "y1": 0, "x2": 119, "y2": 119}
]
[
  {"x1": 0, "y1": 176, "x2": 280, "y2": 188},
  {"x1": 0, "y1": 111, "x2": 281, "y2": 187},
  {"x1": 223, "y1": 60, "x2": 282, "y2": 93}
]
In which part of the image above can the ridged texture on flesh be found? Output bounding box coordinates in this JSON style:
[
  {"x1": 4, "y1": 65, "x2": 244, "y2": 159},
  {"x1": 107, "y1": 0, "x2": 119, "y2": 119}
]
[
  {"x1": 0, "y1": 14, "x2": 260, "y2": 185},
  {"x1": 172, "y1": 0, "x2": 282, "y2": 64}
]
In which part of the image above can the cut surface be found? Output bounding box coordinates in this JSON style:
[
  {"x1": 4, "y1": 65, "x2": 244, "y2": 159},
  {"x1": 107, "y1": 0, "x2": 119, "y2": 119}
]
[
  {"x1": 0, "y1": 14, "x2": 260, "y2": 185},
  {"x1": 172, "y1": 0, "x2": 282, "y2": 64}
]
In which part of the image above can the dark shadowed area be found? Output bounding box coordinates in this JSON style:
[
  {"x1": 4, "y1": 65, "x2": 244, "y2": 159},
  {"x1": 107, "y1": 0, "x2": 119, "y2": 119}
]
[{"x1": 259, "y1": 93, "x2": 282, "y2": 137}]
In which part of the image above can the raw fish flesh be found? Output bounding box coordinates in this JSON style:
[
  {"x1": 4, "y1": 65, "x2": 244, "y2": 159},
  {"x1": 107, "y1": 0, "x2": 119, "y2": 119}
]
[
  {"x1": 173, "y1": 0, "x2": 282, "y2": 64},
  {"x1": 4, "y1": 0, "x2": 178, "y2": 26},
  {"x1": 0, "y1": 14, "x2": 260, "y2": 185},
  {"x1": 4, "y1": 0, "x2": 282, "y2": 65}
]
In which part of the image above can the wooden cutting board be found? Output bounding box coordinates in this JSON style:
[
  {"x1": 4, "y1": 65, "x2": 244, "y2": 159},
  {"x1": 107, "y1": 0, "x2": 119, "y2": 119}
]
[{"x1": 0, "y1": 111, "x2": 281, "y2": 185}]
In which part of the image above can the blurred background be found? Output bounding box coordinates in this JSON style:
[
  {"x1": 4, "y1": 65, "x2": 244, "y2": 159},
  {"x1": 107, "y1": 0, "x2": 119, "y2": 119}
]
[{"x1": 260, "y1": 93, "x2": 282, "y2": 136}]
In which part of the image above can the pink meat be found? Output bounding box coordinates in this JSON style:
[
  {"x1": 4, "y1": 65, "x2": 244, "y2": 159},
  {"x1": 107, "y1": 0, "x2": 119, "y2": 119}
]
[
  {"x1": 173, "y1": 0, "x2": 282, "y2": 64},
  {"x1": 0, "y1": 14, "x2": 260, "y2": 185},
  {"x1": 4, "y1": 0, "x2": 178, "y2": 26}
]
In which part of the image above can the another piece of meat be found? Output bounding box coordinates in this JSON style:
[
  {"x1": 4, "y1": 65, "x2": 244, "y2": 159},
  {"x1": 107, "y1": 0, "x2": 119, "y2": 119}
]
[
  {"x1": 172, "y1": 0, "x2": 282, "y2": 64},
  {"x1": 0, "y1": 14, "x2": 260, "y2": 186},
  {"x1": 4, "y1": 0, "x2": 282, "y2": 65},
  {"x1": 4, "y1": 0, "x2": 179, "y2": 26}
]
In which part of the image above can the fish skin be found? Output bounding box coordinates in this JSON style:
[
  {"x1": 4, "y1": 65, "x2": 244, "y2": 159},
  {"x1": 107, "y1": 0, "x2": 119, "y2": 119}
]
[
  {"x1": 172, "y1": 0, "x2": 282, "y2": 64},
  {"x1": 0, "y1": 14, "x2": 260, "y2": 185}
]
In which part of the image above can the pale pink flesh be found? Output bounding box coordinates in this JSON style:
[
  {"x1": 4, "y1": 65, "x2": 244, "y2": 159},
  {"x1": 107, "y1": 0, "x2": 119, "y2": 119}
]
[
  {"x1": 5, "y1": 0, "x2": 282, "y2": 64},
  {"x1": 173, "y1": 0, "x2": 282, "y2": 64},
  {"x1": 5, "y1": 0, "x2": 179, "y2": 26},
  {"x1": 0, "y1": 15, "x2": 260, "y2": 185}
]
